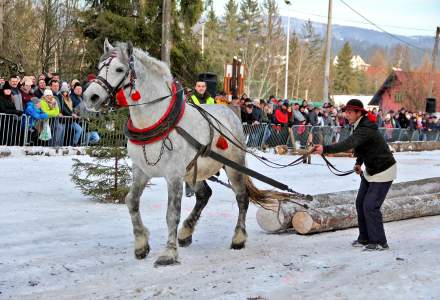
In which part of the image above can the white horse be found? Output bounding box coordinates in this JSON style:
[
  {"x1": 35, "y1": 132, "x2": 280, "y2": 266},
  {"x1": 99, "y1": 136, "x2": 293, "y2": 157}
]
[{"x1": 83, "y1": 40, "x2": 260, "y2": 266}]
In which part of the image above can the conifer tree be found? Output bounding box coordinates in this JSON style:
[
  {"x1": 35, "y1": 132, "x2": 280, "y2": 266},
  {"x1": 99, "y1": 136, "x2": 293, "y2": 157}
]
[
  {"x1": 70, "y1": 109, "x2": 132, "y2": 203},
  {"x1": 333, "y1": 42, "x2": 355, "y2": 94}
]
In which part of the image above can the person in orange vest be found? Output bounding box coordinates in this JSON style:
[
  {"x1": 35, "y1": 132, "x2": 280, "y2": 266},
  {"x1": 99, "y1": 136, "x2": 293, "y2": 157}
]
[{"x1": 190, "y1": 80, "x2": 215, "y2": 105}]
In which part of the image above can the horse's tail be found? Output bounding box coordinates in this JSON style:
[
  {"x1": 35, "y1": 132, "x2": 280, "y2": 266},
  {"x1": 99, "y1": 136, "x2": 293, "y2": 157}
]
[{"x1": 245, "y1": 176, "x2": 302, "y2": 209}]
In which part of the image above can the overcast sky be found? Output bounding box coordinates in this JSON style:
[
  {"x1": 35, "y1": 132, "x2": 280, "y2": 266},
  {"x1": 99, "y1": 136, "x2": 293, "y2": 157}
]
[{"x1": 212, "y1": 0, "x2": 439, "y2": 37}]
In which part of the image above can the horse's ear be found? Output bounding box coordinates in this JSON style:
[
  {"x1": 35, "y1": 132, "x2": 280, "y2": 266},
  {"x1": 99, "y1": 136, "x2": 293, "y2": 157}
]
[
  {"x1": 127, "y1": 41, "x2": 133, "y2": 57},
  {"x1": 104, "y1": 38, "x2": 114, "y2": 53}
]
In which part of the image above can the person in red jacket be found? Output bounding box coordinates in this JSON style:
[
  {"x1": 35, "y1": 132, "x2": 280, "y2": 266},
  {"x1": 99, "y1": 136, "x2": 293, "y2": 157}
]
[{"x1": 274, "y1": 100, "x2": 289, "y2": 126}]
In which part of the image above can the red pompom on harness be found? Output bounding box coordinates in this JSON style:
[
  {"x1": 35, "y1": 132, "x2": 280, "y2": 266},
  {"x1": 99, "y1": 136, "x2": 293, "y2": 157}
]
[{"x1": 216, "y1": 136, "x2": 228, "y2": 150}]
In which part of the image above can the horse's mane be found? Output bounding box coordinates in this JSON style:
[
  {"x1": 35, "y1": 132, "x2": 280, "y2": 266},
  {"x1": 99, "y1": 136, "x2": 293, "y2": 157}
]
[{"x1": 98, "y1": 42, "x2": 172, "y2": 82}]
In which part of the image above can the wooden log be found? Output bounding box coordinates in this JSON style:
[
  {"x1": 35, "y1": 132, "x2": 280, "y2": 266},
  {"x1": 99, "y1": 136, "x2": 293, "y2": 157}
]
[
  {"x1": 256, "y1": 177, "x2": 440, "y2": 233},
  {"x1": 292, "y1": 193, "x2": 440, "y2": 234},
  {"x1": 256, "y1": 201, "x2": 302, "y2": 233}
]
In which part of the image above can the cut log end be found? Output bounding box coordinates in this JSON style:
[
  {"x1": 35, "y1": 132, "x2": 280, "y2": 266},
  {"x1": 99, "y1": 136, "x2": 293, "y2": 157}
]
[
  {"x1": 292, "y1": 211, "x2": 314, "y2": 234},
  {"x1": 256, "y1": 207, "x2": 287, "y2": 233}
]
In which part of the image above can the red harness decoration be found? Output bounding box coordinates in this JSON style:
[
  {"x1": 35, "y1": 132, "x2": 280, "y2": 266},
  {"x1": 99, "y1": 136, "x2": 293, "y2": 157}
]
[
  {"x1": 216, "y1": 136, "x2": 228, "y2": 150},
  {"x1": 126, "y1": 82, "x2": 185, "y2": 145}
]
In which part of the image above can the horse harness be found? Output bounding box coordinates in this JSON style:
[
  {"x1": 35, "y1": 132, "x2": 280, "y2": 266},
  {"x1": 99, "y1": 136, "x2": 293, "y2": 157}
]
[{"x1": 91, "y1": 52, "x2": 352, "y2": 203}]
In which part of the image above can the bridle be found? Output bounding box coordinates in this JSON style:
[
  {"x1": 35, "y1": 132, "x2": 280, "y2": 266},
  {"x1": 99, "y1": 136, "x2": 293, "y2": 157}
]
[
  {"x1": 90, "y1": 51, "x2": 184, "y2": 108},
  {"x1": 91, "y1": 52, "x2": 132, "y2": 107}
]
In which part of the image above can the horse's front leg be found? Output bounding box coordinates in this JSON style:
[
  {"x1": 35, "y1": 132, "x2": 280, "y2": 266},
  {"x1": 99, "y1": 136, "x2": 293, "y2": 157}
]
[
  {"x1": 126, "y1": 166, "x2": 150, "y2": 259},
  {"x1": 155, "y1": 177, "x2": 183, "y2": 266}
]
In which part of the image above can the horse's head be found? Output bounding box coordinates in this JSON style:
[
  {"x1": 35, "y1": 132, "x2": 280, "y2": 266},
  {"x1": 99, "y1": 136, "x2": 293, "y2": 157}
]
[{"x1": 83, "y1": 39, "x2": 134, "y2": 112}]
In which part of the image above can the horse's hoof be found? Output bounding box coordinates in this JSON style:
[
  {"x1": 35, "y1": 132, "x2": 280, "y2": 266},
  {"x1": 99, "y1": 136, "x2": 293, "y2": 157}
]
[
  {"x1": 178, "y1": 236, "x2": 192, "y2": 247},
  {"x1": 135, "y1": 245, "x2": 150, "y2": 260},
  {"x1": 230, "y1": 241, "x2": 246, "y2": 250},
  {"x1": 154, "y1": 256, "x2": 180, "y2": 267}
]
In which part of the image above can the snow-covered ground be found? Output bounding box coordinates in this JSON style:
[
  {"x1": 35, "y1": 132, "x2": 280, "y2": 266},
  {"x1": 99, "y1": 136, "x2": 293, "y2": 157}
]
[{"x1": 1, "y1": 151, "x2": 440, "y2": 300}]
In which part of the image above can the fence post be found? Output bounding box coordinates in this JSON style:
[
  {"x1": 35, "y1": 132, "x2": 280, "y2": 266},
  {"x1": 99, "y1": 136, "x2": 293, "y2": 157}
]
[{"x1": 22, "y1": 115, "x2": 30, "y2": 146}]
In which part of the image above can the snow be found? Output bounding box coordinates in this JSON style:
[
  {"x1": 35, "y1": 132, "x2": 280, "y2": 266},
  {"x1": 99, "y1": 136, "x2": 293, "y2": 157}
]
[{"x1": 1, "y1": 151, "x2": 440, "y2": 299}]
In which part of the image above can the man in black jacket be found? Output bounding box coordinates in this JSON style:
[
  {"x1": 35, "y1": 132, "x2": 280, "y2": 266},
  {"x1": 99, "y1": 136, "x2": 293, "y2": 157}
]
[{"x1": 313, "y1": 99, "x2": 396, "y2": 251}]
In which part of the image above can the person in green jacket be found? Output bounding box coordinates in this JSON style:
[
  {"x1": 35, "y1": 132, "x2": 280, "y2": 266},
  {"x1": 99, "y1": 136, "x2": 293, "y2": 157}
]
[
  {"x1": 40, "y1": 89, "x2": 61, "y2": 117},
  {"x1": 190, "y1": 80, "x2": 214, "y2": 105},
  {"x1": 40, "y1": 88, "x2": 65, "y2": 146}
]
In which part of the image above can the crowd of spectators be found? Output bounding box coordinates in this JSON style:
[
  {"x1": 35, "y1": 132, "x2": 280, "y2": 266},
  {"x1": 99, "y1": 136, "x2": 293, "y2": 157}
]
[
  {"x1": 0, "y1": 73, "x2": 99, "y2": 146},
  {"x1": 2, "y1": 72, "x2": 439, "y2": 147},
  {"x1": 217, "y1": 93, "x2": 440, "y2": 146}
]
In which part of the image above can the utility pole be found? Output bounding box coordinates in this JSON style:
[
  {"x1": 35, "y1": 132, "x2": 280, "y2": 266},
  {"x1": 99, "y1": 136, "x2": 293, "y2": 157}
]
[
  {"x1": 428, "y1": 26, "x2": 440, "y2": 98},
  {"x1": 284, "y1": 15, "x2": 290, "y2": 99},
  {"x1": 201, "y1": 22, "x2": 205, "y2": 56},
  {"x1": 161, "y1": 0, "x2": 172, "y2": 66},
  {"x1": 322, "y1": 0, "x2": 333, "y2": 104},
  {"x1": 0, "y1": 0, "x2": 4, "y2": 53}
]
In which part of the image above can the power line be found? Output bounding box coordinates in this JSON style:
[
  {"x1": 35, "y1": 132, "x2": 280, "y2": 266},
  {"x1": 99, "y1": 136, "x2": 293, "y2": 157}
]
[
  {"x1": 339, "y1": 0, "x2": 429, "y2": 53},
  {"x1": 287, "y1": 8, "x2": 433, "y2": 33}
]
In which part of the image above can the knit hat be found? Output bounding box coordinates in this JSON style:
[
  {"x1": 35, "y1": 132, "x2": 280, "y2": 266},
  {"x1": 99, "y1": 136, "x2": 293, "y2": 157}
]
[
  {"x1": 71, "y1": 79, "x2": 80, "y2": 87},
  {"x1": 60, "y1": 82, "x2": 69, "y2": 93},
  {"x1": 87, "y1": 73, "x2": 96, "y2": 82},
  {"x1": 60, "y1": 85, "x2": 69, "y2": 94},
  {"x1": 342, "y1": 99, "x2": 367, "y2": 114},
  {"x1": 2, "y1": 81, "x2": 12, "y2": 90},
  {"x1": 43, "y1": 89, "x2": 53, "y2": 97}
]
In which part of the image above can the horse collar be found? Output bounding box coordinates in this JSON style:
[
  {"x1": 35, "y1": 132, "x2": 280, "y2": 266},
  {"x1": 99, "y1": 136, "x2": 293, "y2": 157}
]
[{"x1": 123, "y1": 80, "x2": 186, "y2": 145}]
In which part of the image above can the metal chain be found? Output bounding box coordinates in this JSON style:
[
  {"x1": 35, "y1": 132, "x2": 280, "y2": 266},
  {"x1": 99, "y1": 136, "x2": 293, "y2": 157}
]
[{"x1": 141, "y1": 136, "x2": 173, "y2": 166}]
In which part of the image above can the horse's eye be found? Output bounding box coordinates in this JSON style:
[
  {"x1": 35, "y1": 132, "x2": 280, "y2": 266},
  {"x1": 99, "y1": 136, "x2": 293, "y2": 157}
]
[{"x1": 116, "y1": 67, "x2": 124, "y2": 73}]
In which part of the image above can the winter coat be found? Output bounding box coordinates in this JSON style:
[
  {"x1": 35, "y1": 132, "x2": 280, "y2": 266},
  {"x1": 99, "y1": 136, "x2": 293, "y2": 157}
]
[
  {"x1": 241, "y1": 109, "x2": 259, "y2": 125},
  {"x1": 20, "y1": 90, "x2": 34, "y2": 108},
  {"x1": 11, "y1": 88, "x2": 23, "y2": 111},
  {"x1": 274, "y1": 108, "x2": 289, "y2": 125},
  {"x1": 0, "y1": 93, "x2": 23, "y2": 116},
  {"x1": 24, "y1": 102, "x2": 48, "y2": 128},
  {"x1": 308, "y1": 111, "x2": 319, "y2": 126},
  {"x1": 323, "y1": 115, "x2": 396, "y2": 176},
  {"x1": 70, "y1": 93, "x2": 82, "y2": 108},
  {"x1": 40, "y1": 99, "x2": 60, "y2": 118},
  {"x1": 398, "y1": 112, "x2": 409, "y2": 128}
]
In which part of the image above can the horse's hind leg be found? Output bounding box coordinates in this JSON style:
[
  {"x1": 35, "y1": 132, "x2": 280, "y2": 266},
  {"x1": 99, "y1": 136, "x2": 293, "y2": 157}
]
[
  {"x1": 126, "y1": 166, "x2": 150, "y2": 259},
  {"x1": 154, "y1": 177, "x2": 183, "y2": 266},
  {"x1": 178, "y1": 180, "x2": 212, "y2": 247},
  {"x1": 225, "y1": 166, "x2": 249, "y2": 250}
]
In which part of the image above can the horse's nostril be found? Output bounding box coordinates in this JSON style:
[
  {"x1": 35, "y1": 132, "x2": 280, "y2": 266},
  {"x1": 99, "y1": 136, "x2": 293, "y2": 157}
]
[{"x1": 91, "y1": 94, "x2": 100, "y2": 102}]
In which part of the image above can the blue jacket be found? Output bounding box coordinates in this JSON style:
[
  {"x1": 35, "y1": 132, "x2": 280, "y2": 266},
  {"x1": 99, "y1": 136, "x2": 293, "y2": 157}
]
[
  {"x1": 70, "y1": 93, "x2": 82, "y2": 108},
  {"x1": 24, "y1": 102, "x2": 48, "y2": 128}
]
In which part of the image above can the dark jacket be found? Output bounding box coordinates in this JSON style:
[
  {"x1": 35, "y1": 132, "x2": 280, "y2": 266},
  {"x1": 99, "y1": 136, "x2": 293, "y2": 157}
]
[
  {"x1": 308, "y1": 111, "x2": 319, "y2": 126},
  {"x1": 241, "y1": 108, "x2": 259, "y2": 125},
  {"x1": 398, "y1": 112, "x2": 409, "y2": 128},
  {"x1": 0, "y1": 93, "x2": 23, "y2": 116},
  {"x1": 323, "y1": 115, "x2": 396, "y2": 176}
]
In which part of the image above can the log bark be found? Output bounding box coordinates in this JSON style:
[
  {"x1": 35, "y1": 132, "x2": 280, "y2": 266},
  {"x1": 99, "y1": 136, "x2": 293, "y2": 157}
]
[
  {"x1": 292, "y1": 193, "x2": 440, "y2": 234},
  {"x1": 256, "y1": 177, "x2": 440, "y2": 233}
]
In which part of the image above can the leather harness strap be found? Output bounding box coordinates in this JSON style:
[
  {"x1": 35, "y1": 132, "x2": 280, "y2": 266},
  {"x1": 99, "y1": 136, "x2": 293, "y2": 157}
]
[
  {"x1": 174, "y1": 126, "x2": 306, "y2": 198},
  {"x1": 123, "y1": 80, "x2": 185, "y2": 145}
]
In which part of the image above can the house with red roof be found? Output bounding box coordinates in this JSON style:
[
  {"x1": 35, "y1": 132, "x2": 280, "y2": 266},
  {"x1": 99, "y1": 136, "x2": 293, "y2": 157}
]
[{"x1": 369, "y1": 70, "x2": 440, "y2": 112}]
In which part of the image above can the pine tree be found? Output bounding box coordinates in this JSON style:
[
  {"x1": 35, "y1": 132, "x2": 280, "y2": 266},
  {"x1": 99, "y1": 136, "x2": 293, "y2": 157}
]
[
  {"x1": 333, "y1": 42, "x2": 355, "y2": 94},
  {"x1": 81, "y1": 0, "x2": 204, "y2": 87},
  {"x1": 70, "y1": 109, "x2": 133, "y2": 203},
  {"x1": 221, "y1": 0, "x2": 240, "y2": 58}
]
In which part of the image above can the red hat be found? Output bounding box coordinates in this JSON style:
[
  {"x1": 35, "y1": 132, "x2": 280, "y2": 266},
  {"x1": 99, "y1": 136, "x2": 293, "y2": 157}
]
[
  {"x1": 342, "y1": 99, "x2": 367, "y2": 114},
  {"x1": 87, "y1": 73, "x2": 96, "y2": 82}
]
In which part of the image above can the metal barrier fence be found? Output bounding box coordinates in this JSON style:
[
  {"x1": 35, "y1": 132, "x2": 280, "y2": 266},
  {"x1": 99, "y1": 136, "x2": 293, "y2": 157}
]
[
  {"x1": 242, "y1": 123, "x2": 440, "y2": 149},
  {"x1": 1, "y1": 113, "x2": 439, "y2": 148},
  {"x1": 0, "y1": 113, "x2": 124, "y2": 147}
]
